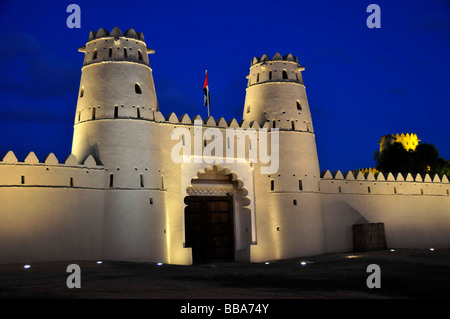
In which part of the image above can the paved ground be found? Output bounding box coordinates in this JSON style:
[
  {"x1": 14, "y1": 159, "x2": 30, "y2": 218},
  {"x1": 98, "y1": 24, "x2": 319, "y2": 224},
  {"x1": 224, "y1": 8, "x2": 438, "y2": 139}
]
[{"x1": 1, "y1": 248, "x2": 450, "y2": 299}]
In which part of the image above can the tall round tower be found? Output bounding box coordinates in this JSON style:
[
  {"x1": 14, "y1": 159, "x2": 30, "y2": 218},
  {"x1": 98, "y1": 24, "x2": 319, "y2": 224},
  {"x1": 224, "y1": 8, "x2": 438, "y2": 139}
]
[
  {"x1": 244, "y1": 53, "x2": 326, "y2": 261},
  {"x1": 73, "y1": 27, "x2": 158, "y2": 172},
  {"x1": 71, "y1": 27, "x2": 168, "y2": 262}
]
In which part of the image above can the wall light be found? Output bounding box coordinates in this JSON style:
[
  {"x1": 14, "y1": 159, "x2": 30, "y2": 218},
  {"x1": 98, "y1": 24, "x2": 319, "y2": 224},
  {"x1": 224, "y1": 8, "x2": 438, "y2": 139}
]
[
  {"x1": 24, "y1": 265, "x2": 30, "y2": 269},
  {"x1": 96, "y1": 261, "x2": 102, "y2": 264},
  {"x1": 157, "y1": 262, "x2": 163, "y2": 266}
]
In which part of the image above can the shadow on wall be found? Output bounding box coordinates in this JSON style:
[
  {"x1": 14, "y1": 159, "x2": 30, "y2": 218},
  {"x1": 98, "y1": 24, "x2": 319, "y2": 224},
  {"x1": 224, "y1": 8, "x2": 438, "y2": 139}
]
[{"x1": 322, "y1": 200, "x2": 369, "y2": 253}]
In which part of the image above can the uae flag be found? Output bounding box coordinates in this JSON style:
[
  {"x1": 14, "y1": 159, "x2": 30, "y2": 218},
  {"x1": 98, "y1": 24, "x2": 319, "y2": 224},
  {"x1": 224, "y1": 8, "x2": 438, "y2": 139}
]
[{"x1": 203, "y1": 70, "x2": 210, "y2": 106}]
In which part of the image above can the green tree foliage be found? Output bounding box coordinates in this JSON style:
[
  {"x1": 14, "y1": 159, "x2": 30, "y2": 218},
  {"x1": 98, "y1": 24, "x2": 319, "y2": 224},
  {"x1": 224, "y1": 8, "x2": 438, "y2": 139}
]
[{"x1": 374, "y1": 142, "x2": 449, "y2": 176}]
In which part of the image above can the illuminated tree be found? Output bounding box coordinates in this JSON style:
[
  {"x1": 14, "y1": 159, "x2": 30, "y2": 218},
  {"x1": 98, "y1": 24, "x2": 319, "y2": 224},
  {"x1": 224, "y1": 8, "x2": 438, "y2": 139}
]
[{"x1": 374, "y1": 142, "x2": 448, "y2": 176}]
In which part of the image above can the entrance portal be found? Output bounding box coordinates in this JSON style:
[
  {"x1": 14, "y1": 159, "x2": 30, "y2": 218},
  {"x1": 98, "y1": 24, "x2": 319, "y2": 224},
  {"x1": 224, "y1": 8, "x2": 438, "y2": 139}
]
[{"x1": 184, "y1": 196, "x2": 235, "y2": 264}]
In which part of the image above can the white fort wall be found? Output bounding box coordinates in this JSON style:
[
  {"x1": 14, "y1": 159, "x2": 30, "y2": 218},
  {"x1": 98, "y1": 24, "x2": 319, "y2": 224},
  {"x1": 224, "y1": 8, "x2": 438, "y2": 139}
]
[
  {"x1": 1, "y1": 25, "x2": 449, "y2": 266},
  {"x1": 1, "y1": 110, "x2": 449, "y2": 264},
  {"x1": 152, "y1": 112, "x2": 326, "y2": 263},
  {"x1": 320, "y1": 170, "x2": 450, "y2": 253},
  {"x1": 0, "y1": 151, "x2": 105, "y2": 264}
]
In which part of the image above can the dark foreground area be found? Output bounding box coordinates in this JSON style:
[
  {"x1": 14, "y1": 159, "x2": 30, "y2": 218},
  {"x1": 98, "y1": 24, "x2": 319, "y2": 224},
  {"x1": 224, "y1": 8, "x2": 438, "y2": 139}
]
[{"x1": 1, "y1": 248, "x2": 449, "y2": 300}]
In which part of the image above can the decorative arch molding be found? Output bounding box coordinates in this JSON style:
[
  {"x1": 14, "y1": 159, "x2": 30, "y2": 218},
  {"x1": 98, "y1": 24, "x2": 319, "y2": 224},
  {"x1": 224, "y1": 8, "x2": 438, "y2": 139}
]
[
  {"x1": 181, "y1": 161, "x2": 257, "y2": 247},
  {"x1": 186, "y1": 163, "x2": 251, "y2": 208}
]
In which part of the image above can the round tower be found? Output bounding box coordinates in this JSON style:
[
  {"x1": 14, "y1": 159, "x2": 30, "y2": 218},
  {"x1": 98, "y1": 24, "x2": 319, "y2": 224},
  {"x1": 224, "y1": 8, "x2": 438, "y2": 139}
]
[
  {"x1": 243, "y1": 52, "x2": 313, "y2": 132},
  {"x1": 72, "y1": 27, "x2": 160, "y2": 181},
  {"x1": 71, "y1": 27, "x2": 168, "y2": 262},
  {"x1": 244, "y1": 53, "x2": 326, "y2": 261}
]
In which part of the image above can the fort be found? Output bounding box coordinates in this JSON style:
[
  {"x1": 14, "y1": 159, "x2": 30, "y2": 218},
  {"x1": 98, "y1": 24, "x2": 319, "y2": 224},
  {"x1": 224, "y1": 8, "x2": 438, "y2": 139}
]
[{"x1": 0, "y1": 27, "x2": 449, "y2": 265}]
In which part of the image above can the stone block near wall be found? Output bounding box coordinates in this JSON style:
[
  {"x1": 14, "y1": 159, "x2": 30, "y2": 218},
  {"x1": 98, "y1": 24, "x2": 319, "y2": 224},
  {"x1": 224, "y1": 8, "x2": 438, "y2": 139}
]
[{"x1": 352, "y1": 223, "x2": 387, "y2": 252}]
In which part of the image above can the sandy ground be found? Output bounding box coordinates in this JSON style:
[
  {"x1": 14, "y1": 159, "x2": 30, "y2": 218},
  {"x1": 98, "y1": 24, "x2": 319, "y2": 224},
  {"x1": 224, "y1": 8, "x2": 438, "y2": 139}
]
[{"x1": 1, "y1": 248, "x2": 450, "y2": 300}]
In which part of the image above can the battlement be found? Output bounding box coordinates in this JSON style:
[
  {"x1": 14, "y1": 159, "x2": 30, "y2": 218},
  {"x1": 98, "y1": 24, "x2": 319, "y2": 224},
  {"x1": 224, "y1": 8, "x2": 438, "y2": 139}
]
[
  {"x1": 251, "y1": 53, "x2": 300, "y2": 65},
  {"x1": 247, "y1": 53, "x2": 306, "y2": 87},
  {"x1": 151, "y1": 110, "x2": 314, "y2": 132},
  {"x1": 320, "y1": 169, "x2": 449, "y2": 196},
  {"x1": 79, "y1": 27, "x2": 154, "y2": 67},
  {"x1": 86, "y1": 27, "x2": 146, "y2": 43},
  {"x1": 0, "y1": 151, "x2": 105, "y2": 189}
]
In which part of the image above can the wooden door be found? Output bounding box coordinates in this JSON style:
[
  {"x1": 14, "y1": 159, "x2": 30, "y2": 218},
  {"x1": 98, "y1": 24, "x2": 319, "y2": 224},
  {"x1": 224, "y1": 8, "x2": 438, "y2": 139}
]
[{"x1": 185, "y1": 196, "x2": 234, "y2": 264}]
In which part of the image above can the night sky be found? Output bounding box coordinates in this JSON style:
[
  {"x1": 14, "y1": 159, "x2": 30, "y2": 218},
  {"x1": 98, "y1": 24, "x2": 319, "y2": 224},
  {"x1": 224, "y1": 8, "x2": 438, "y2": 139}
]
[{"x1": 0, "y1": 0, "x2": 448, "y2": 173}]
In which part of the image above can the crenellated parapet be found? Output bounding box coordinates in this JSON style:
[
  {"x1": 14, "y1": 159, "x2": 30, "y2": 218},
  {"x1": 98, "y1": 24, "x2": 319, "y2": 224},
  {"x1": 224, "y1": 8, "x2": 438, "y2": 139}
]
[
  {"x1": 79, "y1": 27, "x2": 154, "y2": 67},
  {"x1": 153, "y1": 110, "x2": 315, "y2": 134},
  {"x1": 0, "y1": 151, "x2": 105, "y2": 189},
  {"x1": 320, "y1": 169, "x2": 449, "y2": 196},
  {"x1": 247, "y1": 52, "x2": 305, "y2": 87},
  {"x1": 154, "y1": 111, "x2": 266, "y2": 130}
]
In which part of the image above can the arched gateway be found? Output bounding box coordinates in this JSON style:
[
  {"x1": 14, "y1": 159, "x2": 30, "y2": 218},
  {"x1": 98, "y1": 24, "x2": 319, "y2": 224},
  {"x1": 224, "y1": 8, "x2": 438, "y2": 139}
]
[{"x1": 184, "y1": 164, "x2": 252, "y2": 264}]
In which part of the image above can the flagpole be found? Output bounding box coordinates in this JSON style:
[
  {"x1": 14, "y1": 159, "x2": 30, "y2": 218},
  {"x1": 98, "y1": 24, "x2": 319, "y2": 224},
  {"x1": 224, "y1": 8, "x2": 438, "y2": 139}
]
[
  {"x1": 203, "y1": 70, "x2": 210, "y2": 118},
  {"x1": 206, "y1": 70, "x2": 210, "y2": 117}
]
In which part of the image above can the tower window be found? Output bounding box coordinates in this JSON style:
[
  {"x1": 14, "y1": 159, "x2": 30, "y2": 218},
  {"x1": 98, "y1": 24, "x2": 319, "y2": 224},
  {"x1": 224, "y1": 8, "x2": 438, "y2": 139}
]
[
  {"x1": 368, "y1": 186, "x2": 371, "y2": 193},
  {"x1": 124, "y1": 48, "x2": 128, "y2": 57},
  {"x1": 135, "y1": 83, "x2": 142, "y2": 94},
  {"x1": 114, "y1": 106, "x2": 118, "y2": 118},
  {"x1": 246, "y1": 105, "x2": 250, "y2": 113},
  {"x1": 79, "y1": 87, "x2": 84, "y2": 98},
  {"x1": 273, "y1": 120, "x2": 276, "y2": 128},
  {"x1": 109, "y1": 48, "x2": 112, "y2": 58},
  {"x1": 137, "y1": 107, "x2": 141, "y2": 118},
  {"x1": 270, "y1": 179, "x2": 274, "y2": 191},
  {"x1": 282, "y1": 70, "x2": 288, "y2": 79},
  {"x1": 70, "y1": 177, "x2": 74, "y2": 187},
  {"x1": 138, "y1": 50, "x2": 143, "y2": 61},
  {"x1": 150, "y1": 198, "x2": 153, "y2": 205},
  {"x1": 299, "y1": 180, "x2": 303, "y2": 191},
  {"x1": 256, "y1": 73, "x2": 260, "y2": 83},
  {"x1": 291, "y1": 121, "x2": 295, "y2": 130},
  {"x1": 269, "y1": 71, "x2": 272, "y2": 80},
  {"x1": 339, "y1": 186, "x2": 342, "y2": 193},
  {"x1": 140, "y1": 174, "x2": 144, "y2": 187},
  {"x1": 161, "y1": 176, "x2": 165, "y2": 189},
  {"x1": 21, "y1": 175, "x2": 25, "y2": 185},
  {"x1": 92, "y1": 107, "x2": 96, "y2": 120},
  {"x1": 297, "y1": 101, "x2": 302, "y2": 110},
  {"x1": 109, "y1": 174, "x2": 114, "y2": 187},
  {"x1": 93, "y1": 49, "x2": 97, "y2": 59},
  {"x1": 78, "y1": 111, "x2": 81, "y2": 122},
  {"x1": 293, "y1": 199, "x2": 297, "y2": 206}
]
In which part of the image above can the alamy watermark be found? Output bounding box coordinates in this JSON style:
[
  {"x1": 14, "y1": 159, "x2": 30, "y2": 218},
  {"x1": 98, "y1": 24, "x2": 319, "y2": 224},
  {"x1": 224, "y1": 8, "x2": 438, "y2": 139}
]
[
  {"x1": 366, "y1": 4, "x2": 381, "y2": 29},
  {"x1": 366, "y1": 264, "x2": 381, "y2": 288},
  {"x1": 170, "y1": 120, "x2": 279, "y2": 174},
  {"x1": 66, "y1": 264, "x2": 81, "y2": 288},
  {"x1": 66, "y1": 4, "x2": 81, "y2": 29}
]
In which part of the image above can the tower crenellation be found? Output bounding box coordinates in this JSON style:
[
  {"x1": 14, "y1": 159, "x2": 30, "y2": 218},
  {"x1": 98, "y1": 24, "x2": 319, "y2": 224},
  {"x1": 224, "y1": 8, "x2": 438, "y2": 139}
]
[
  {"x1": 247, "y1": 53, "x2": 304, "y2": 87},
  {"x1": 79, "y1": 27, "x2": 154, "y2": 67},
  {"x1": 243, "y1": 52, "x2": 312, "y2": 132}
]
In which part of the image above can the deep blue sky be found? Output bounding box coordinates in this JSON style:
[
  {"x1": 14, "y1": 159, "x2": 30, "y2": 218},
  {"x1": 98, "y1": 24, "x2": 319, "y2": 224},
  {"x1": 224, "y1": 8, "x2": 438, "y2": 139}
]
[{"x1": 0, "y1": 0, "x2": 448, "y2": 173}]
